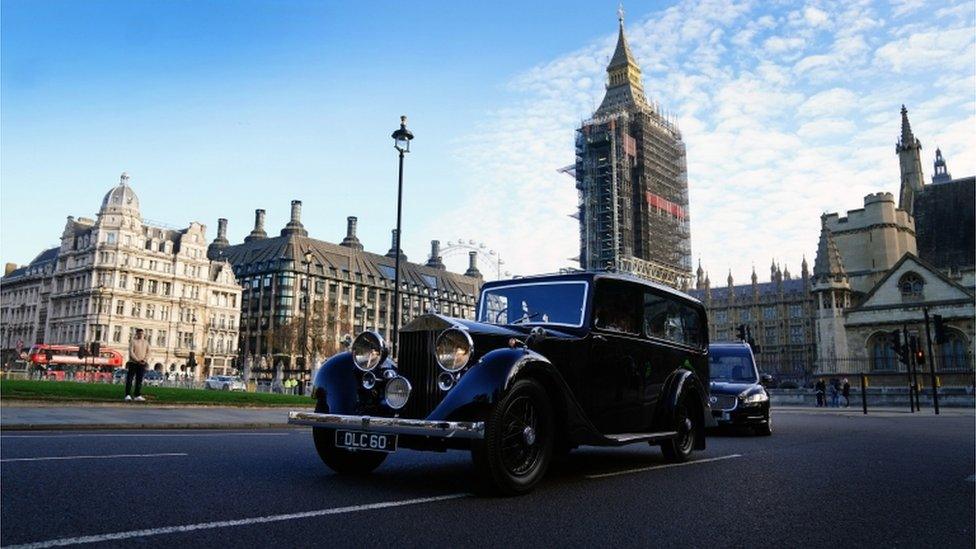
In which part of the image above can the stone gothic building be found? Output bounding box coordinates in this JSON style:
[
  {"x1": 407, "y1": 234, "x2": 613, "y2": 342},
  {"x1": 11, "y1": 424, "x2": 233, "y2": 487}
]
[
  {"x1": 574, "y1": 10, "x2": 692, "y2": 289},
  {"x1": 688, "y1": 260, "x2": 817, "y2": 380}
]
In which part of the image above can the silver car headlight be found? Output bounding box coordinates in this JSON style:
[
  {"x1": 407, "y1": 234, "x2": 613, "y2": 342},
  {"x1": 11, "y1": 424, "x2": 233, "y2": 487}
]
[
  {"x1": 740, "y1": 391, "x2": 769, "y2": 404},
  {"x1": 351, "y1": 331, "x2": 387, "y2": 372},
  {"x1": 385, "y1": 376, "x2": 411, "y2": 410},
  {"x1": 434, "y1": 328, "x2": 473, "y2": 372}
]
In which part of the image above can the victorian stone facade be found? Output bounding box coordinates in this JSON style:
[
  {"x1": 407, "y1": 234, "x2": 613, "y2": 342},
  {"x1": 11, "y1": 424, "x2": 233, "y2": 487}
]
[{"x1": 0, "y1": 173, "x2": 242, "y2": 377}]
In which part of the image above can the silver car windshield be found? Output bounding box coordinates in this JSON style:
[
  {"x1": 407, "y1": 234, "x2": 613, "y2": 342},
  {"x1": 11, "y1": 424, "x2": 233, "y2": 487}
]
[{"x1": 478, "y1": 281, "x2": 588, "y2": 327}]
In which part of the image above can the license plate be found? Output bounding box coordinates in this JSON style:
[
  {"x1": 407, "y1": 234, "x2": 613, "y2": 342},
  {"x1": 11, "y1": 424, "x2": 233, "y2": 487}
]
[{"x1": 335, "y1": 430, "x2": 397, "y2": 453}]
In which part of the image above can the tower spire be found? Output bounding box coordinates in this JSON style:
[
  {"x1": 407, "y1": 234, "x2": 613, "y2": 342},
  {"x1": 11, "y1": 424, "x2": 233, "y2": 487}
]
[
  {"x1": 896, "y1": 105, "x2": 925, "y2": 214},
  {"x1": 932, "y1": 147, "x2": 952, "y2": 184},
  {"x1": 595, "y1": 7, "x2": 647, "y2": 115}
]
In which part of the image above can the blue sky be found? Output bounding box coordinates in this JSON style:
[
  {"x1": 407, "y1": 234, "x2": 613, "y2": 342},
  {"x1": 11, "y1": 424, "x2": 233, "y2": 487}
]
[{"x1": 3, "y1": 0, "x2": 974, "y2": 282}]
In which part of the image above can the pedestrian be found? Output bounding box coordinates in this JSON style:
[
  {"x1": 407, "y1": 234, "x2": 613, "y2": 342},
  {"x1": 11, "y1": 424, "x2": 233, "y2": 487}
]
[
  {"x1": 125, "y1": 328, "x2": 150, "y2": 402},
  {"x1": 842, "y1": 378, "x2": 851, "y2": 407},
  {"x1": 815, "y1": 378, "x2": 826, "y2": 407},
  {"x1": 829, "y1": 379, "x2": 839, "y2": 407}
]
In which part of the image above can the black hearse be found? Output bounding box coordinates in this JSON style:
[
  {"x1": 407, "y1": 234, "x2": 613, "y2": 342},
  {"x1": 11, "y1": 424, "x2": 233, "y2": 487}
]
[{"x1": 289, "y1": 272, "x2": 712, "y2": 494}]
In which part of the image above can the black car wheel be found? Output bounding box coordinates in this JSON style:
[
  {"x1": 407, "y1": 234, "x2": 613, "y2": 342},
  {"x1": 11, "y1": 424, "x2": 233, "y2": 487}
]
[
  {"x1": 472, "y1": 378, "x2": 554, "y2": 496},
  {"x1": 660, "y1": 394, "x2": 697, "y2": 462},
  {"x1": 312, "y1": 427, "x2": 387, "y2": 475}
]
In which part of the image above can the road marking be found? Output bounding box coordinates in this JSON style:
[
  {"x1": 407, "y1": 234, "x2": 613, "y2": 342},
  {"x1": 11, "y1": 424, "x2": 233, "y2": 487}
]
[
  {"x1": 1, "y1": 453, "x2": 188, "y2": 463},
  {"x1": 6, "y1": 493, "x2": 469, "y2": 548},
  {"x1": 586, "y1": 453, "x2": 743, "y2": 479},
  {"x1": 1, "y1": 432, "x2": 291, "y2": 439}
]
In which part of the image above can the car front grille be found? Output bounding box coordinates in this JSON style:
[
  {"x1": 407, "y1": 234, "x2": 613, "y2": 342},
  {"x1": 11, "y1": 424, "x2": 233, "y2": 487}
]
[
  {"x1": 395, "y1": 331, "x2": 442, "y2": 419},
  {"x1": 709, "y1": 394, "x2": 737, "y2": 411}
]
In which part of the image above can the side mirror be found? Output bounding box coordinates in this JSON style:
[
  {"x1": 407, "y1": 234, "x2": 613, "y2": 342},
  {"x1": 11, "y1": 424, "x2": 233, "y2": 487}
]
[
  {"x1": 526, "y1": 326, "x2": 547, "y2": 348},
  {"x1": 760, "y1": 373, "x2": 773, "y2": 386}
]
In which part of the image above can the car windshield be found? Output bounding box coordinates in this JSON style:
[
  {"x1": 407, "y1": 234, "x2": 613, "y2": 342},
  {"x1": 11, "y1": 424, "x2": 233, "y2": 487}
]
[
  {"x1": 709, "y1": 348, "x2": 758, "y2": 383},
  {"x1": 479, "y1": 281, "x2": 588, "y2": 327}
]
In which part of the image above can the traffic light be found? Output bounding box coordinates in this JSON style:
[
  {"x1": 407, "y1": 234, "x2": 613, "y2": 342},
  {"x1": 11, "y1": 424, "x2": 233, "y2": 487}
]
[
  {"x1": 77, "y1": 344, "x2": 88, "y2": 360},
  {"x1": 915, "y1": 346, "x2": 925, "y2": 366},
  {"x1": 888, "y1": 330, "x2": 908, "y2": 364},
  {"x1": 188, "y1": 351, "x2": 197, "y2": 368},
  {"x1": 932, "y1": 314, "x2": 947, "y2": 344},
  {"x1": 736, "y1": 324, "x2": 746, "y2": 341},
  {"x1": 89, "y1": 341, "x2": 101, "y2": 358}
]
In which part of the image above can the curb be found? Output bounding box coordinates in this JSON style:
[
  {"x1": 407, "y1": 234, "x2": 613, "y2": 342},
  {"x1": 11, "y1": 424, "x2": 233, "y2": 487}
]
[{"x1": 0, "y1": 423, "x2": 304, "y2": 431}]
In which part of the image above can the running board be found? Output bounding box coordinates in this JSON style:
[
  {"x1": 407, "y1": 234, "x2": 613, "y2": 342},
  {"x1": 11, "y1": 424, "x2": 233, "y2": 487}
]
[{"x1": 601, "y1": 431, "x2": 678, "y2": 445}]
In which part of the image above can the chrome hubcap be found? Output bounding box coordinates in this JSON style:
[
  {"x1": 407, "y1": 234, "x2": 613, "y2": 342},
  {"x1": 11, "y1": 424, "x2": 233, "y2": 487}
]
[{"x1": 523, "y1": 426, "x2": 536, "y2": 446}]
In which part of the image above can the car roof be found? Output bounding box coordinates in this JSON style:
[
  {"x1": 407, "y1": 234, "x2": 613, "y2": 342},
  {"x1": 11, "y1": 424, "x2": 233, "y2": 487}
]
[
  {"x1": 480, "y1": 271, "x2": 702, "y2": 307},
  {"x1": 710, "y1": 341, "x2": 751, "y2": 349}
]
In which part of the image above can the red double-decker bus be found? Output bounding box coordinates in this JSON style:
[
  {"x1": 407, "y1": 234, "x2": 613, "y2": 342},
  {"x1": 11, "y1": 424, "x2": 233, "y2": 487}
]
[{"x1": 27, "y1": 344, "x2": 125, "y2": 382}]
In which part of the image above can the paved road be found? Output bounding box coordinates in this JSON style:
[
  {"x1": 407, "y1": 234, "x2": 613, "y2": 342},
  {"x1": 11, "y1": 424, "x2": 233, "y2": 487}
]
[{"x1": 2, "y1": 409, "x2": 973, "y2": 548}]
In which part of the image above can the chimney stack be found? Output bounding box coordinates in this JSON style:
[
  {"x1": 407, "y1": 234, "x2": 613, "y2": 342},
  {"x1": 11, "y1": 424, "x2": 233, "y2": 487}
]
[
  {"x1": 244, "y1": 209, "x2": 268, "y2": 242},
  {"x1": 426, "y1": 240, "x2": 445, "y2": 269},
  {"x1": 281, "y1": 199, "x2": 308, "y2": 237},
  {"x1": 464, "y1": 251, "x2": 482, "y2": 278},
  {"x1": 208, "y1": 217, "x2": 230, "y2": 260},
  {"x1": 340, "y1": 216, "x2": 364, "y2": 250},
  {"x1": 386, "y1": 229, "x2": 407, "y2": 261},
  {"x1": 4, "y1": 263, "x2": 17, "y2": 276}
]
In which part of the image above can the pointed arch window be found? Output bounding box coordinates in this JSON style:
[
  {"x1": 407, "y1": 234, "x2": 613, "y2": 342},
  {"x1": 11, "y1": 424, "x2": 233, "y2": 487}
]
[
  {"x1": 870, "y1": 333, "x2": 897, "y2": 371},
  {"x1": 939, "y1": 330, "x2": 971, "y2": 371},
  {"x1": 898, "y1": 272, "x2": 924, "y2": 300}
]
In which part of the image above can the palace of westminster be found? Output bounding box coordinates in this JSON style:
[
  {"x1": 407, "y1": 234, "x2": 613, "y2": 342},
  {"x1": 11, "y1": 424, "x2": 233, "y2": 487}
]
[{"x1": 2, "y1": 17, "x2": 973, "y2": 382}]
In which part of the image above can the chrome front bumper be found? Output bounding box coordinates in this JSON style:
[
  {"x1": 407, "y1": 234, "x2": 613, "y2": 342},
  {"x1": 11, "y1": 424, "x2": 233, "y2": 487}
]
[{"x1": 287, "y1": 411, "x2": 485, "y2": 439}]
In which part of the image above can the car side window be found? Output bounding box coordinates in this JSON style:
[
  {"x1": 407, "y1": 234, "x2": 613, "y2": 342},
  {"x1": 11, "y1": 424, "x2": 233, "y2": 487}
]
[
  {"x1": 644, "y1": 291, "x2": 704, "y2": 348},
  {"x1": 594, "y1": 281, "x2": 641, "y2": 335}
]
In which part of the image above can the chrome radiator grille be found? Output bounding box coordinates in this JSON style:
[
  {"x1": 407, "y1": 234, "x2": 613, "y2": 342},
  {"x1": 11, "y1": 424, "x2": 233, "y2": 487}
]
[
  {"x1": 396, "y1": 331, "x2": 442, "y2": 419},
  {"x1": 709, "y1": 394, "x2": 737, "y2": 411}
]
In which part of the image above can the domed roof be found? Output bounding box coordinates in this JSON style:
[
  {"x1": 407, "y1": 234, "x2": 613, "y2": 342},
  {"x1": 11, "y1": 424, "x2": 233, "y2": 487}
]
[{"x1": 100, "y1": 172, "x2": 140, "y2": 215}]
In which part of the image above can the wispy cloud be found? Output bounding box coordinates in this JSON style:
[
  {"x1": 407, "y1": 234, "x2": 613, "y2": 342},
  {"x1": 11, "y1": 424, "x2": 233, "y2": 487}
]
[{"x1": 429, "y1": 0, "x2": 976, "y2": 282}]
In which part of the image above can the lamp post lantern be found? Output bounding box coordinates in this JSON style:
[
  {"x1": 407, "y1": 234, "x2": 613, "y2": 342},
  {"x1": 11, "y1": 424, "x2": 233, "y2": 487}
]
[
  {"x1": 390, "y1": 115, "x2": 414, "y2": 358},
  {"x1": 302, "y1": 250, "x2": 313, "y2": 380}
]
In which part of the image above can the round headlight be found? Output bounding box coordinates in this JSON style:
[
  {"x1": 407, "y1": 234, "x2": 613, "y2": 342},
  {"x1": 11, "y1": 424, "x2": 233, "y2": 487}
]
[
  {"x1": 385, "y1": 376, "x2": 411, "y2": 410},
  {"x1": 437, "y1": 371, "x2": 456, "y2": 391},
  {"x1": 351, "y1": 331, "x2": 387, "y2": 372},
  {"x1": 435, "y1": 328, "x2": 473, "y2": 372},
  {"x1": 362, "y1": 371, "x2": 377, "y2": 390}
]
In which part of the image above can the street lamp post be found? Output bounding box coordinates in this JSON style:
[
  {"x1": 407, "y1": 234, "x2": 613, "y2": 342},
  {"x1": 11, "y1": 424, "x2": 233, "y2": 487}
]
[
  {"x1": 301, "y1": 250, "x2": 313, "y2": 381},
  {"x1": 390, "y1": 116, "x2": 414, "y2": 358}
]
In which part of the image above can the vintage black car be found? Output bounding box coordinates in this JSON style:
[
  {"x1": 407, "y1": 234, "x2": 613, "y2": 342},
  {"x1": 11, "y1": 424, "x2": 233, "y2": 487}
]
[
  {"x1": 708, "y1": 341, "x2": 772, "y2": 435},
  {"x1": 289, "y1": 272, "x2": 712, "y2": 494}
]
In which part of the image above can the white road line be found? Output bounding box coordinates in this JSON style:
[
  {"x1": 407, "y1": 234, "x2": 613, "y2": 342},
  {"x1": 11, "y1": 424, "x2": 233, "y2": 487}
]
[
  {"x1": 586, "y1": 453, "x2": 743, "y2": 479},
  {"x1": 1, "y1": 453, "x2": 188, "y2": 463},
  {"x1": 6, "y1": 493, "x2": 470, "y2": 549},
  {"x1": 1, "y1": 432, "x2": 291, "y2": 439}
]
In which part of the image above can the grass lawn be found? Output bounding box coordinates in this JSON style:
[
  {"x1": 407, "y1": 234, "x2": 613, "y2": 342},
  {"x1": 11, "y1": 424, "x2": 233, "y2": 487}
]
[{"x1": 0, "y1": 379, "x2": 312, "y2": 407}]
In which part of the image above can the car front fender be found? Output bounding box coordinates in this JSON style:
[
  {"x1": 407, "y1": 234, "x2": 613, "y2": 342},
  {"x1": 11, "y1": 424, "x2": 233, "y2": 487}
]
[{"x1": 312, "y1": 352, "x2": 360, "y2": 414}]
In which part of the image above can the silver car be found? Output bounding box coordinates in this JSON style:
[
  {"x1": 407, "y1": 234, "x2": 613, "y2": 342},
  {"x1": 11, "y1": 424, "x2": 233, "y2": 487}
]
[{"x1": 204, "y1": 375, "x2": 246, "y2": 391}]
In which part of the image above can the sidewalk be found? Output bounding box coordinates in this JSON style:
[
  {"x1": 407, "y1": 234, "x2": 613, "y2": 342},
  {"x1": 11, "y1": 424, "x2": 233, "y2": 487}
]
[
  {"x1": 774, "y1": 405, "x2": 974, "y2": 417},
  {"x1": 1, "y1": 402, "x2": 312, "y2": 430}
]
